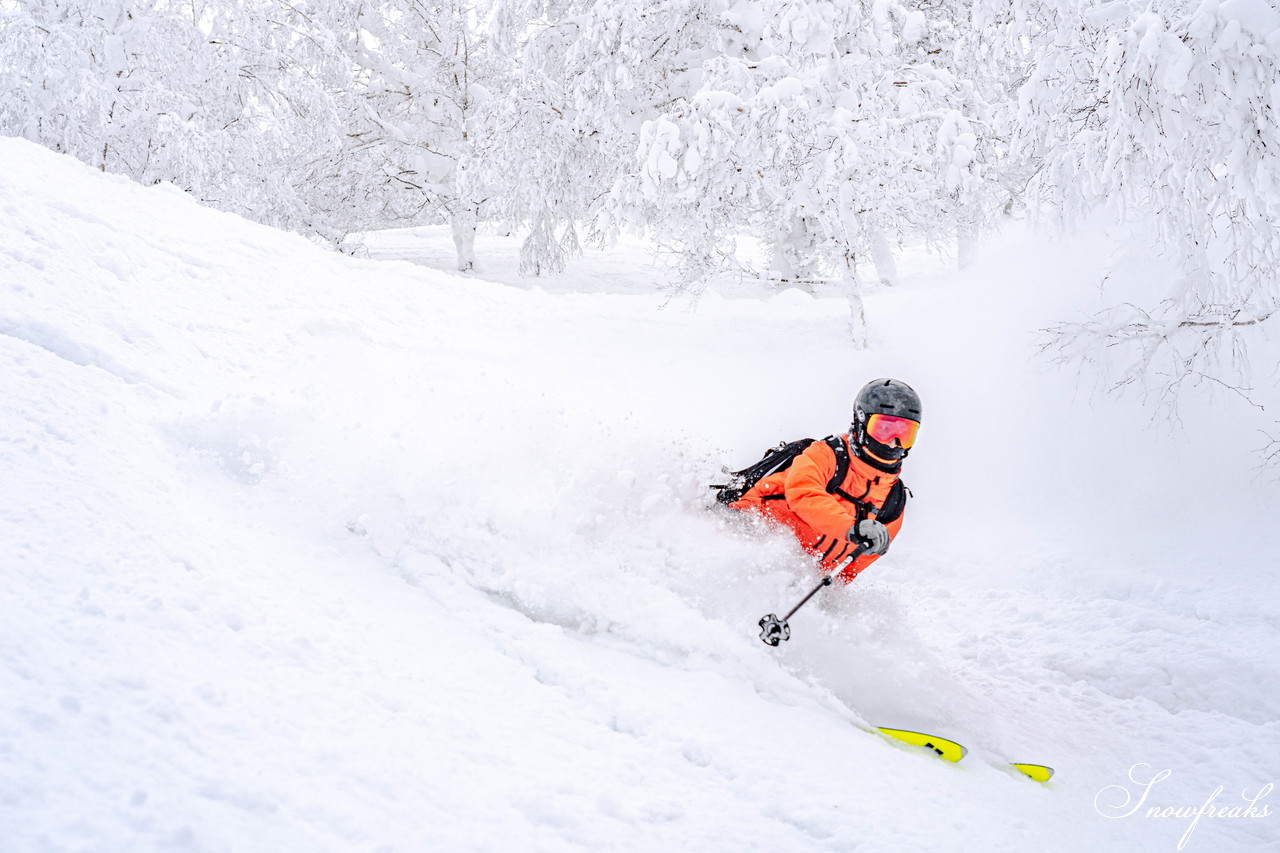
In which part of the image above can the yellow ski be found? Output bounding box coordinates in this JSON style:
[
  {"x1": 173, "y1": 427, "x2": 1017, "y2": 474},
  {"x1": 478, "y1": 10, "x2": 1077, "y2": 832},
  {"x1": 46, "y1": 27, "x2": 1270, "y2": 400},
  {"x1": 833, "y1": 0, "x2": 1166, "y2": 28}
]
[
  {"x1": 876, "y1": 727, "x2": 968, "y2": 762},
  {"x1": 876, "y1": 728, "x2": 1054, "y2": 781},
  {"x1": 1011, "y1": 763, "x2": 1055, "y2": 782}
]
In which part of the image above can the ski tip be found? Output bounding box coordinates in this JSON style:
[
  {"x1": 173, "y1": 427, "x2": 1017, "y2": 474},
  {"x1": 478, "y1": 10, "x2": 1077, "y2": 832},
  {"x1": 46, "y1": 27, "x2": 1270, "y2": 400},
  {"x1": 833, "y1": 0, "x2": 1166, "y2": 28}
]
[
  {"x1": 876, "y1": 727, "x2": 968, "y2": 763},
  {"x1": 1011, "y1": 763, "x2": 1055, "y2": 783}
]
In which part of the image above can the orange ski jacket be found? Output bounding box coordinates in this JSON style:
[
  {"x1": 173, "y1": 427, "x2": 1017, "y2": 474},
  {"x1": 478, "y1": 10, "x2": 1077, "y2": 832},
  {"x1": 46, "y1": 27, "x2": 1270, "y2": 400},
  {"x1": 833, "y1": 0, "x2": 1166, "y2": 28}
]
[{"x1": 729, "y1": 435, "x2": 905, "y2": 582}]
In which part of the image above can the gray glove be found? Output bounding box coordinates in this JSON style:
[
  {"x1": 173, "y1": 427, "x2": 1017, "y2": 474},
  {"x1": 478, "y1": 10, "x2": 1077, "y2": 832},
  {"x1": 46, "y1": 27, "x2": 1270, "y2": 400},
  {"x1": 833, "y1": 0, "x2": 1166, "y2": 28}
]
[{"x1": 847, "y1": 518, "x2": 890, "y2": 556}]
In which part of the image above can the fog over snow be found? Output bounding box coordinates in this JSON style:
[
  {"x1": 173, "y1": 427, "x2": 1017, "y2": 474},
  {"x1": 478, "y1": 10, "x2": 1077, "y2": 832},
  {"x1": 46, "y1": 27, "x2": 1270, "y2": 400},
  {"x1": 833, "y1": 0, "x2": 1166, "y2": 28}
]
[{"x1": 2, "y1": 138, "x2": 1278, "y2": 852}]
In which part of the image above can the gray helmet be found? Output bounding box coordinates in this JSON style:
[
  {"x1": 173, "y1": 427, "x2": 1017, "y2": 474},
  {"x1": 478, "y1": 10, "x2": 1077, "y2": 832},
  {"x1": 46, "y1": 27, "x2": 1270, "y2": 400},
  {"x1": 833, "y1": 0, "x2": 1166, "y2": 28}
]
[{"x1": 851, "y1": 378, "x2": 922, "y2": 461}]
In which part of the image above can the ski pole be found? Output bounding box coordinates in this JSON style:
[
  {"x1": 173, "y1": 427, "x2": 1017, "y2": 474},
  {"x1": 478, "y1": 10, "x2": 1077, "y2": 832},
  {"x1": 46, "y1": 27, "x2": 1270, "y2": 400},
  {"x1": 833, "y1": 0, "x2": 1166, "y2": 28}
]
[{"x1": 757, "y1": 545, "x2": 866, "y2": 646}]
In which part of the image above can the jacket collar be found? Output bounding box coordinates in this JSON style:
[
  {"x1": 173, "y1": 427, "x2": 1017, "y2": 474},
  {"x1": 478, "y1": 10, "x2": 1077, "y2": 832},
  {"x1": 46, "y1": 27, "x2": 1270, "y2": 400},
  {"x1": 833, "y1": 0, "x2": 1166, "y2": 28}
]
[{"x1": 846, "y1": 434, "x2": 903, "y2": 477}]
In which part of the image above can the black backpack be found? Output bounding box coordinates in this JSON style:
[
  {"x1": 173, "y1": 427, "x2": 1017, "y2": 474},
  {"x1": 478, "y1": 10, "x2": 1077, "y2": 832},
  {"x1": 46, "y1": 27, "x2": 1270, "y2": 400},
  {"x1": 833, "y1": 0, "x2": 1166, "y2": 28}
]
[{"x1": 711, "y1": 435, "x2": 908, "y2": 523}]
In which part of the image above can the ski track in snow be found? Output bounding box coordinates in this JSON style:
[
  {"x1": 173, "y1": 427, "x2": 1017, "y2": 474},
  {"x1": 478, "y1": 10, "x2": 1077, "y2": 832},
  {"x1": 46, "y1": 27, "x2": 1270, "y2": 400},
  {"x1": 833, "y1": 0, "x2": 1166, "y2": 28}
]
[{"x1": 2, "y1": 138, "x2": 1278, "y2": 852}]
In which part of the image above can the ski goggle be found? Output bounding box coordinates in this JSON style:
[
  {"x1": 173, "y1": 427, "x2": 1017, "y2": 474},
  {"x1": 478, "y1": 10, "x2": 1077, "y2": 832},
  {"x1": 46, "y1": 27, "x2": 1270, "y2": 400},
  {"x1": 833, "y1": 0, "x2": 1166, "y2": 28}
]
[{"x1": 865, "y1": 414, "x2": 920, "y2": 449}]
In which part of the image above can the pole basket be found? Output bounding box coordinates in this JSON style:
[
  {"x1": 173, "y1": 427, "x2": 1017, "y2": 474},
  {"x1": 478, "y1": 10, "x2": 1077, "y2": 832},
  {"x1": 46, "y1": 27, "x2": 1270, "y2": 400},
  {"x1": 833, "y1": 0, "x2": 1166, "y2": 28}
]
[{"x1": 758, "y1": 614, "x2": 791, "y2": 646}]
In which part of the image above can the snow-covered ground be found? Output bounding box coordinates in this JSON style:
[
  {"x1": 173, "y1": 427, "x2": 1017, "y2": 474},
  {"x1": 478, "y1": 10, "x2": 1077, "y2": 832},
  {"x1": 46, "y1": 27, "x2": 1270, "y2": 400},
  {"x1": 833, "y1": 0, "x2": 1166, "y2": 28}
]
[{"x1": 2, "y1": 137, "x2": 1277, "y2": 852}]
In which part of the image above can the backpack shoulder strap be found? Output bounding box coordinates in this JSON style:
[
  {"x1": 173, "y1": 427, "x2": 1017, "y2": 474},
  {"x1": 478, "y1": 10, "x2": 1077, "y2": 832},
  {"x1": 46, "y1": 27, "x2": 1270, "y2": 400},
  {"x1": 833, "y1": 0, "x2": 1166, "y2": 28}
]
[
  {"x1": 823, "y1": 435, "x2": 912, "y2": 523},
  {"x1": 822, "y1": 435, "x2": 850, "y2": 494}
]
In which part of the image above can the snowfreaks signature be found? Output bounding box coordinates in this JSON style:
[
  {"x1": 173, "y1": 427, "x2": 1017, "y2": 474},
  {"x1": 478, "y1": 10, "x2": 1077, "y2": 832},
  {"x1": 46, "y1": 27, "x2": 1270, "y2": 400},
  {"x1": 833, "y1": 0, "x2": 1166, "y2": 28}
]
[{"x1": 1094, "y1": 763, "x2": 1273, "y2": 849}]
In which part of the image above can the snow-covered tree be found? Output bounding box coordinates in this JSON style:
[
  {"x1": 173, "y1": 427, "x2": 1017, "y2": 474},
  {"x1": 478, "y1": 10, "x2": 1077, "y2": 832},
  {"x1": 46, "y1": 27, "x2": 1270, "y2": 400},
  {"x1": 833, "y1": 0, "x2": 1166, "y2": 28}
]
[
  {"x1": 0, "y1": 0, "x2": 512, "y2": 263},
  {"x1": 475, "y1": 0, "x2": 726, "y2": 277},
  {"x1": 596, "y1": 0, "x2": 1023, "y2": 340},
  {"x1": 1019, "y1": 0, "x2": 1280, "y2": 420},
  {"x1": 892, "y1": 0, "x2": 1035, "y2": 268},
  {"x1": 0, "y1": 2, "x2": 230, "y2": 191},
  {"x1": 207, "y1": 0, "x2": 366, "y2": 241},
  {"x1": 0, "y1": 0, "x2": 361, "y2": 239},
  {"x1": 340, "y1": 0, "x2": 510, "y2": 269}
]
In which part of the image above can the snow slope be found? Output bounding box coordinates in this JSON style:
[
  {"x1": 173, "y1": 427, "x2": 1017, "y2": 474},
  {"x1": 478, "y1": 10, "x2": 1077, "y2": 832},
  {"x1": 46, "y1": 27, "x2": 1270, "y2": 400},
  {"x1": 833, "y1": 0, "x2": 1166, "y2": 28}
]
[{"x1": 2, "y1": 137, "x2": 1277, "y2": 852}]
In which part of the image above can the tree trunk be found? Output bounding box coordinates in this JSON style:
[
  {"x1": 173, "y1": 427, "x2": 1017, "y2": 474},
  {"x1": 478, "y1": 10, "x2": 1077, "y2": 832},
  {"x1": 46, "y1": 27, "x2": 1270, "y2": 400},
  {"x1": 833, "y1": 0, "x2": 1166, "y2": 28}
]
[
  {"x1": 957, "y1": 224, "x2": 978, "y2": 270},
  {"x1": 768, "y1": 224, "x2": 796, "y2": 285},
  {"x1": 452, "y1": 204, "x2": 478, "y2": 272},
  {"x1": 867, "y1": 223, "x2": 898, "y2": 287},
  {"x1": 842, "y1": 251, "x2": 868, "y2": 349}
]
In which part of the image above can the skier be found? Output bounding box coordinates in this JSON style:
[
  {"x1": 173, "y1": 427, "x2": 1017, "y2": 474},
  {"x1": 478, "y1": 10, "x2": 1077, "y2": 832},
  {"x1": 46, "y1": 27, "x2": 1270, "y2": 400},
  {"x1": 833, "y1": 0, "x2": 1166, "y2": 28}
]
[{"x1": 726, "y1": 378, "x2": 921, "y2": 583}]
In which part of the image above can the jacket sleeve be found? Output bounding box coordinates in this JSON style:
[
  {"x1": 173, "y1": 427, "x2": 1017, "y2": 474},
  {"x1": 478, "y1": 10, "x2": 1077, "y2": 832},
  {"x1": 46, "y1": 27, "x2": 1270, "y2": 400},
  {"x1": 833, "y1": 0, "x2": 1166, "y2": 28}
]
[{"x1": 782, "y1": 442, "x2": 860, "y2": 543}]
